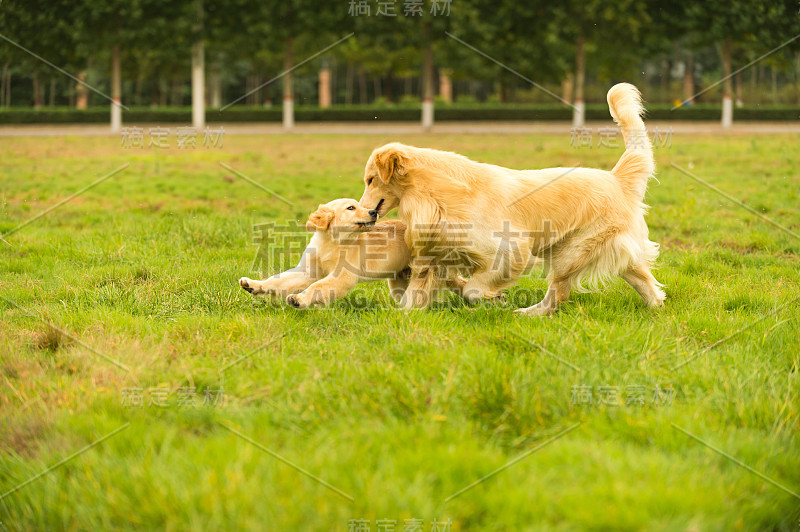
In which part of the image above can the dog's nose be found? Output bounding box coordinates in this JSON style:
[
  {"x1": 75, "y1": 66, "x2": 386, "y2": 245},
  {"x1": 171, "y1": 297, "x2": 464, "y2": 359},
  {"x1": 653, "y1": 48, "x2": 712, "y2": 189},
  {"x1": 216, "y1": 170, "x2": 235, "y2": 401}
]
[{"x1": 368, "y1": 209, "x2": 378, "y2": 218}]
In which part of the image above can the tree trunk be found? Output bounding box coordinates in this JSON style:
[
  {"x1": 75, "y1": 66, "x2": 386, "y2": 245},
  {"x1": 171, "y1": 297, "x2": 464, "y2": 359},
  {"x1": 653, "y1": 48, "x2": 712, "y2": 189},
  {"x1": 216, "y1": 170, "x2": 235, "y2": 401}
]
[
  {"x1": 191, "y1": 20, "x2": 205, "y2": 127},
  {"x1": 0, "y1": 64, "x2": 7, "y2": 108},
  {"x1": 159, "y1": 78, "x2": 168, "y2": 107},
  {"x1": 134, "y1": 74, "x2": 143, "y2": 106},
  {"x1": 421, "y1": 23, "x2": 434, "y2": 130},
  {"x1": 282, "y1": 37, "x2": 294, "y2": 130},
  {"x1": 720, "y1": 37, "x2": 733, "y2": 128},
  {"x1": 171, "y1": 77, "x2": 182, "y2": 106},
  {"x1": 682, "y1": 51, "x2": 694, "y2": 105},
  {"x1": 562, "y1": 72, "x2": 574, "y2": 106},
  {"x1": 438, "y1": 68, "x2": 452, "y2": 104},
  {"x1": 404, "y1": 76, "x2": 411, "y2": 98},
  {"x1": 76, "y1": 70, "x2": 88, "y2": 109},
  {"x1": 191, "y1": 0, "x2": 205, "y2": 127},
  {"x1": 150, "y1": 79, "x2": 159, "y2": 107},
  {"x1": 735, "y1": 69, "x2": 743, "y2": 107},
  {"x1": 660, "y1": 58, "x2": 670, "y2": 98},
  {"x1": 319, "y1": 63, "x2": 331, "y2": 108},
  {"x1": 208, "y1": 60, "x2": 222, "y2": 108},
  {"x1": 373, "y1": 76, "x2": 382, "y2": 100},
  {"x1": 499, "y1": 80, "x2": 509, "y2": 103},
  {"x1": 796, "y1": 53, "x2": 800, "y2": 105},
  {"x1": 111, "y1": 44, "x2": 122, "y2": 132},
  {"x1": 771, "y1": 67, "x2": 778, "y2": 104},
  {"x1": 572, "y1": 35, "x2": 585, "y2": 127},
  {"x1": 33, "y1": 72, "x2": 42, "y2": 108},
  {"x1": 244, "y1": 74, "x2": 258, "y2": 105},
  {"x1": 757, "y1": 63, "x2": 764, "y2": 97}
]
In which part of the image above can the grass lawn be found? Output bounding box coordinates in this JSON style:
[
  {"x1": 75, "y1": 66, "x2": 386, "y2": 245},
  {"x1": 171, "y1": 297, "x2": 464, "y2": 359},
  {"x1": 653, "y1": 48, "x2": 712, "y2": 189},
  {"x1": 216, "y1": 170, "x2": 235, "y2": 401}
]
[{"x1": 1, "y1": 130, "x2": 799, "y2": 531}]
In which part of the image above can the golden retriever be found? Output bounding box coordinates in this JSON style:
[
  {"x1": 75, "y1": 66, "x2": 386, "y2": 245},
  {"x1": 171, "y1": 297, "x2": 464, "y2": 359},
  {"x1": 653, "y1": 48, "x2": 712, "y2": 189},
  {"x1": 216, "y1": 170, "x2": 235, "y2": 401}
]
[
  {"x1": 358, "y1": 83, "x2": 665, "y2": 315},
  {"x1": 239, "y1": 199, "x2": 411, "y2": 308}
]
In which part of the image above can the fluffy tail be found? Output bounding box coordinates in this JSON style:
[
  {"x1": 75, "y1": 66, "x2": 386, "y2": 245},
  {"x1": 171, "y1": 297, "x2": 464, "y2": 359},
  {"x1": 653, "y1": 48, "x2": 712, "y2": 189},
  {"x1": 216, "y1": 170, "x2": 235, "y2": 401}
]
[{"x1": 607, "y1": 83, "x2": 654, "y2": 202}]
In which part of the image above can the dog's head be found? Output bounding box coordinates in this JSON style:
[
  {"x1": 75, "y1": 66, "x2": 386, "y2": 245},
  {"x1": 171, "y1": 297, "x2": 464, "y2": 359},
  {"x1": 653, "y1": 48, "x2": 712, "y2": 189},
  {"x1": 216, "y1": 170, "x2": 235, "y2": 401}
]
[
  {"x1": 305, "y1": 198, "x2": 378, "y2": 234},
  {"x1": 359, "y1": 142, "x2": 410, "y2": 218}
]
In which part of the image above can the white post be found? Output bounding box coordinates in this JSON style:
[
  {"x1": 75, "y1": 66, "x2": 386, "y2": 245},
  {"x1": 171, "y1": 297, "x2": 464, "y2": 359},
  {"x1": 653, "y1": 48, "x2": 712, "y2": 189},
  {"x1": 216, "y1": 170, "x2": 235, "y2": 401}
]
[
  {"x1": 191, "y1": 1, "x2": 205, "y2": 129},
  {"x1": 192, "y1": 40, "x2": 205, "y2": 129},
  {"x1": 111, "y1": 45, "x2": 122, "y2": 133},
  {"x1": 721, "y1": 95, "x2": 733, "y2": 129},
  {"x1": 422, "y1": 98, "x2": 433, "y2": 130},
  {"x1": 283, "y1": 96, "x2": 294, "y2": 130},
  {"x1": 282, "y1": 39, "x2": 294, "y2": 131},
  {"x1": 421, "y1": 24, "x2": 434, "y2": 131},
  {"x1": 572, "y1": 99, "x2": 585, "y2": 128}
]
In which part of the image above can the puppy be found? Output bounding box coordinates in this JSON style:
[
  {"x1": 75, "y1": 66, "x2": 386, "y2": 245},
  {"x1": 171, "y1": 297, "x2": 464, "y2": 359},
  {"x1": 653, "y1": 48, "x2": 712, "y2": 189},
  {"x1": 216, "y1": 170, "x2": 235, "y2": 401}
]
[
  {"x1": 239, "y1": 199, "x2": 411, "y2": 309},
  {"x1": 358, "y1": 83, "x2": 665, "y2": 315}
]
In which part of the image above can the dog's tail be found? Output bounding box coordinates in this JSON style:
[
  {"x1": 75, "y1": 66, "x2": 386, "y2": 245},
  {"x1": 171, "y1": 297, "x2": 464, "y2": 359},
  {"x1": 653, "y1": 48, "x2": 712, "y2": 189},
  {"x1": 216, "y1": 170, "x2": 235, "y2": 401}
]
[{"x1": 607, "y1": 83, "x2": 654, "y2": 202}]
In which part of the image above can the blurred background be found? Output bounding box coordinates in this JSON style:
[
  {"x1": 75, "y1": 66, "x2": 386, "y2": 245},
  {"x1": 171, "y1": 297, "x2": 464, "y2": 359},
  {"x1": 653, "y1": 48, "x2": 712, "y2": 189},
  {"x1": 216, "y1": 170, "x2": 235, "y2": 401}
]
[{"x1": 0, "y1": 0, "x2": 798, "y2": 128}]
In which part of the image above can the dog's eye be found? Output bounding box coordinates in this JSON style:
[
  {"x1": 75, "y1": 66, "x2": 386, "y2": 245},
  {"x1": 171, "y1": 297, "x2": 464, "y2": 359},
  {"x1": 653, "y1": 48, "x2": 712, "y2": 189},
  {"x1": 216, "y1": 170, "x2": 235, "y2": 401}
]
[
  {"x1": 367, "y1": 178, "x2": 374, "y2": 186},
  {"x1": 347, "y1": 206, "x2": 356, "y2": 211}
]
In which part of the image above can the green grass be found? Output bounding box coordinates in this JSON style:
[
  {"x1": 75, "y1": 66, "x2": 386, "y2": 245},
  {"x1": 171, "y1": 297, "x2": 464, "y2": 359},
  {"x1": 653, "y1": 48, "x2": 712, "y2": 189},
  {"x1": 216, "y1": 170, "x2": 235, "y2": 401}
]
[{"x1": 1, "y1": 132, "x2": 799, "y2": 531}]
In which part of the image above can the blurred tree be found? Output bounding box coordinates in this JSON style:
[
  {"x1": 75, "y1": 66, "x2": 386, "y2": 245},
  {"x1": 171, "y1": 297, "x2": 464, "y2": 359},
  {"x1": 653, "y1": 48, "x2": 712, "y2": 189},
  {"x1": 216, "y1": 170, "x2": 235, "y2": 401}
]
[
  {"x1": 70, "y1": 0, "x2": 191, "y2": 130},
  {"x1": 222, "y1": 0, "x2": 353, "y2": 129},
  {"x1": 683, "y1": 0, "x2": 797, "y2": 126},
  {"x1": 0, "y1": 0, "x2": 84, "y2": 108},
  {"x1": 353, "y1": 1, "x2": 453, "y2": 128},
  {"x1": 551, "y1": 0, "x2": 651, "y2": 126},
  {"x1": 444, "y1": 0, "x2": 566, "y2": 104}
]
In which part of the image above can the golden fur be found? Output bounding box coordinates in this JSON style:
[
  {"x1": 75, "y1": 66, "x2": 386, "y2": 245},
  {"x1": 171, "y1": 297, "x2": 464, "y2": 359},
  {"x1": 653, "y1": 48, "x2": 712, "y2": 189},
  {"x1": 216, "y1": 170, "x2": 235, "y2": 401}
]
[
  {"x1": 358, "y1": 83, "x2": 665, "y2": 314},
  {"x1": 239, "y1": 198, "x2": 411, "y2": 308}
]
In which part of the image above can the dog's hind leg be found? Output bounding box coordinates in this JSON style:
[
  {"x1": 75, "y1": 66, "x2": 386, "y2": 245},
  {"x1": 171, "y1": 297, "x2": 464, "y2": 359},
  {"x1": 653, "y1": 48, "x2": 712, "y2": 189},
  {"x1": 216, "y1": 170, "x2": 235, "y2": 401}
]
[
  {"x1": 621, "y1": 262, "x2": 665, "y2": 307},
  {"x1": 387, "y1": 268, "x2": 411, "y2": 303},
  {"x1": 515, "y1": 227, "x2": 619, "y2": 316},
  {"x1": 515, "y1": 277, "x2": 572, "y2": 316}
]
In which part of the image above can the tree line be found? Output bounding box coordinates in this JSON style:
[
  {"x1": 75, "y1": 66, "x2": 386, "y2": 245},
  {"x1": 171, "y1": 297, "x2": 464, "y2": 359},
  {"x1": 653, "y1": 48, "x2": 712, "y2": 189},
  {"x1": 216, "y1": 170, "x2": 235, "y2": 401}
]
[{"x1": 0, "y1": 0, "x2": 798, "y2": 129}]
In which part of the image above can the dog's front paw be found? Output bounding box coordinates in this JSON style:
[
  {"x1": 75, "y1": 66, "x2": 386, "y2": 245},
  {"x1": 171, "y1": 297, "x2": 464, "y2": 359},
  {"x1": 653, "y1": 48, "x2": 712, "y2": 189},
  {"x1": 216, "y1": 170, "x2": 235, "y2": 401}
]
[
  {"x1": 286, "y1": 294, "x2": 308, "y2": 309},
  {"x1": 462, "y1": 287, "x2": 503, "y2": 305},
  {"x1": 239, "y1": 277, "x2": 256, "y2": 294},
  {"x1": 514, "y1": 303, "x2": 554, "y2": 317},
  {"x1": 492, "y1": 292, "x2": 507, "y2": 306}
]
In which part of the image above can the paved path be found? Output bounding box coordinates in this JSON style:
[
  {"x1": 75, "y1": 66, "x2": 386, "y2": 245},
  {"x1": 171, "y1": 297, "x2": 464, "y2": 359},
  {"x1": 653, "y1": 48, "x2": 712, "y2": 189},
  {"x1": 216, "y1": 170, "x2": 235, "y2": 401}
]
[{"x1": 1, "y1": 120, "x2": 799, "y2": 137}]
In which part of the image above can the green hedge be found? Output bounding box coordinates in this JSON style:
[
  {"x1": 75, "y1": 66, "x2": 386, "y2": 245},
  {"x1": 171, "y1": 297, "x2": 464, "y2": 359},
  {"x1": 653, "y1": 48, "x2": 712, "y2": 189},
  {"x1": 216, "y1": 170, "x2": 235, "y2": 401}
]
[{"x1": 1, "y1": 104, "x2": 798, "y2": 124}]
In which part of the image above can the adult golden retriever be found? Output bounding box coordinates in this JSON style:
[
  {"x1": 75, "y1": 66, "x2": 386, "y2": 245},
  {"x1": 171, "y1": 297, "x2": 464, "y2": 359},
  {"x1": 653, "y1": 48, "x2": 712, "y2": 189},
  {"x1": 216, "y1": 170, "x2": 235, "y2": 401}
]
[
  {"x1": 358, "y1": 83, "x2": 665, "y2": 315},
  {"x1": 239, "y1": 199, "x2": 411, "y2": 308}
]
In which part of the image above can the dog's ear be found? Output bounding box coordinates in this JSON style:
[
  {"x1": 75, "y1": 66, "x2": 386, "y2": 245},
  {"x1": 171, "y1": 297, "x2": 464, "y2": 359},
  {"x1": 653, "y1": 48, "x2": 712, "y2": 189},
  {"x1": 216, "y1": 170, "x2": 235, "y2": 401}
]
[
  {"x1": 373, "y1": 144, "x2": 407, "y2": 184},
  {"x1": 305, "y1": 205, "x2": 334, "y2": 232}
]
